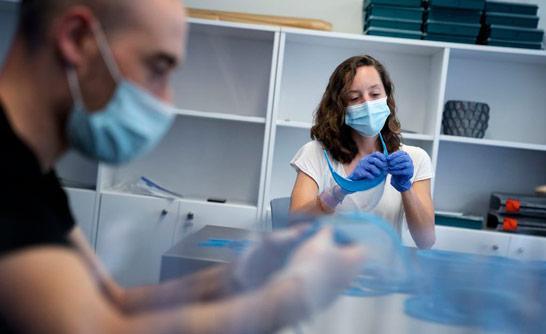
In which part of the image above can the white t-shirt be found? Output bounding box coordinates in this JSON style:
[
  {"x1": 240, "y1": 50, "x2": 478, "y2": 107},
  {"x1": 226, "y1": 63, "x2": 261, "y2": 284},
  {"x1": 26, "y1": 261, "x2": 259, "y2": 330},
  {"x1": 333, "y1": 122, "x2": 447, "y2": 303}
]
[{"x1": 290, "y1": 141, "x2": 433, "y2": 235}]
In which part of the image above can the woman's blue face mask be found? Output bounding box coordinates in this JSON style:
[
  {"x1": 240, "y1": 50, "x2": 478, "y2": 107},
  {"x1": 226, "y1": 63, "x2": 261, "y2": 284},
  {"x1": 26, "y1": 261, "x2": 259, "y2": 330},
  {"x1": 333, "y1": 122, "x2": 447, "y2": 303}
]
[{"x1": 345, "y1": 97, "x2": 390, "y2": 137}]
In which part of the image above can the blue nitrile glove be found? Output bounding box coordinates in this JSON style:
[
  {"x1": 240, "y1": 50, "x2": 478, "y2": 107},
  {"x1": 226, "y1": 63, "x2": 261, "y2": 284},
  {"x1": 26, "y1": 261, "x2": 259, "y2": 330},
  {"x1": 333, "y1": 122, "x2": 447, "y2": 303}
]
[
  {"x1": 349, "y1": 152, "x2": 388, "y2": 181},
  {"x1": 387, "y1": 151, "x2": 414, "y2": 192}
]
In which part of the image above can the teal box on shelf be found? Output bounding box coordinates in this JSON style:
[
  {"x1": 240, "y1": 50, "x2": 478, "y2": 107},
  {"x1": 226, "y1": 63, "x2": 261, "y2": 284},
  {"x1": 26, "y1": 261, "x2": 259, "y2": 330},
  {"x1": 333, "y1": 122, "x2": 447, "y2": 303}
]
[
  {"x1": 365, "y1": 16, "x2": 423, "y2": 31},
  {"x1": 364, "y1": 26, "x2": 423, "y2": 39},
  {"x1": 435, "y1": 213, "x2": 484, "y2": 230},
  {"x1": 365, "y1": 5, "x2": 424, "y2": 21},
  {"x1": 488, "y1": 24, "x2": 544, "y2": 42},
  {"x1": 485, "y1": 1, "x2": 538, "y2": 16},
  {"x1": 425, "y1": 20, "x2": 481, "y2": 36},
  {"x1": 423, "y1": 33, "x2": 477, "y2": 44},
  {"x1": 427, "y1": 7, "x2": 482, "y2": 24},
  {"x1": 364, "y1": 0, "x2": 423, "y2": 8},
  {"x1": 484, "y1": 12, "x2": 539, "y2": 29},
  {"x1": 486, "y1": 38, "x2": 543, "y2": 50},
  {"x1": 428, "y1": 0, "x2": 485, "y2": 11}
]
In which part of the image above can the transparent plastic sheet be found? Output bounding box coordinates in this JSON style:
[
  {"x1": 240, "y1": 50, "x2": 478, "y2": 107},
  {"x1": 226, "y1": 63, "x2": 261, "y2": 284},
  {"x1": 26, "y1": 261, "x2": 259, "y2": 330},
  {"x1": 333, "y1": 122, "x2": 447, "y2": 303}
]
[
  {"x1": 317, "y1": 213, "x2": 414, "y2": 297},
  {"x1": 406, "y1": 249, "x2": 546, "y2": 333},
  {"x1": 292, "y1": 213, "x2": 546, "y2": 333},
  {"x1": 111, "y1": 176, "x2": 184, "y2": 200}
]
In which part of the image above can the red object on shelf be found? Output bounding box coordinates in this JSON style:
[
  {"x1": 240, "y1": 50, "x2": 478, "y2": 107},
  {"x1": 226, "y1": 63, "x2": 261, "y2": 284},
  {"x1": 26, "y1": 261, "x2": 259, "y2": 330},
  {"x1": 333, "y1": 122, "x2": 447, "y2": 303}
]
[
  {"x1": 502, "y1": 217, "x2": 518, "y2": 231},
  {"x1": 505, "y1": 199, "x2": 521, "y2": 213}
]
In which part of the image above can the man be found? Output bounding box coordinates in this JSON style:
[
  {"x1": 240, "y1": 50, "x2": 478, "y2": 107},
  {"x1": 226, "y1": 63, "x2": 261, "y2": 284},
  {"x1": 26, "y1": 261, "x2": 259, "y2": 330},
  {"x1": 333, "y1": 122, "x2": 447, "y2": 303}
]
[{"x1": 0, "y1": 1, "x2": 365, "y2": 333}]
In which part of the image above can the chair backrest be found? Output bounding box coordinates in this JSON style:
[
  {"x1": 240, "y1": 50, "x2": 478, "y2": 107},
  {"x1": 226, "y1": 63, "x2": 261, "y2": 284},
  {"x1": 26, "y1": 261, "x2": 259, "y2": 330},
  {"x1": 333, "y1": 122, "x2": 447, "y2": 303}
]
[{"x1": 270, "y1": 197, "x2": 291, "y2": 229}]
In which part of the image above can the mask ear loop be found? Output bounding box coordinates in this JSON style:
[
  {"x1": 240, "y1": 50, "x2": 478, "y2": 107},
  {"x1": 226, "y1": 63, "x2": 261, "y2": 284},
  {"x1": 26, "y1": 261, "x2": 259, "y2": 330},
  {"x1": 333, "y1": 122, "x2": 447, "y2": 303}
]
[
  {"x1": 66, "y1": 66, "x2": 85, "y2": 110},
  {"x1": 90, "y1": 21, "x2": 122, "y2": 83}
]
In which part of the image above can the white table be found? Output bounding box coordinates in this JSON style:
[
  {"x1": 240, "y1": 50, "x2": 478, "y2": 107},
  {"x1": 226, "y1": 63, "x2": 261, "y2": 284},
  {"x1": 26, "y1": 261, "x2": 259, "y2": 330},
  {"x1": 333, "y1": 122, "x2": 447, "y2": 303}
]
[{"x1": 280, "y1": 293, "x2": 483, "y2": 334}]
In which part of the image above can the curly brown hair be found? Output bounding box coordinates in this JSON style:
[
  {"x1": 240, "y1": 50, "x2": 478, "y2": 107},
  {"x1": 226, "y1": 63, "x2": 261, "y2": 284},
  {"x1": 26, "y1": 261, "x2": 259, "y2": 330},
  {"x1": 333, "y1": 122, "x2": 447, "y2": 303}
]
[{"x1": 310, "y1": 55, "x2": 401, "y2": 164}]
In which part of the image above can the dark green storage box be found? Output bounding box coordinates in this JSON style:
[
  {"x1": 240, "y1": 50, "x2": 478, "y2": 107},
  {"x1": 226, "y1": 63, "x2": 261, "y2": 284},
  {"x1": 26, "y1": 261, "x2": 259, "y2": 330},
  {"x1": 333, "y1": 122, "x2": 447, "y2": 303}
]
[
  {"x1": 435, "y1": 213, "x2": 484, "y2": 230},
  {"x1": 484, "y1": 12, "x2": 539, "y2": 29},
  {"x1": 427, "y1": 7, "x2": 482, "y2": 23},
  {"x1": 488, "y1": 24, "x2": 544, "y2": 43},
  {"x1": 428, "y1": 0, "x2": 485, "y2": 10},
  {"x1": 364, "y1": 26, "x2": 423, "y2": 39},
  {"x1": 424, "y1": 33, "x2": 477, "y2": 44},
  {"x1": 486, "y1": 38, "x2": 543, "y2": 50},
  {"x1": 365, "y1": 16, "x2": 422, "y2": 31},
  {"x1": 485, "y1": 1, "x2": 538, "y2": 16},
  {"x1": 364, "y1": 0, "x2": 423, "y2": 8},
  {"x1": 364, "y1": 5, "x2": 424, "y2": 21},
  {"x1": 425, "y1": 20, "x2": 481, "y2": 36}
]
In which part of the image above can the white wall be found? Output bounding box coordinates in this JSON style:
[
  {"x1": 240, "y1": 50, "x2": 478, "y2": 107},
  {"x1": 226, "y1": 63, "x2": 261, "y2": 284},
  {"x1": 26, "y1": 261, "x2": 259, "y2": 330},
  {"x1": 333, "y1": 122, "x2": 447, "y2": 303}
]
[{"x1": 185, "y1": 0, "x2": 546, "y2": 42}]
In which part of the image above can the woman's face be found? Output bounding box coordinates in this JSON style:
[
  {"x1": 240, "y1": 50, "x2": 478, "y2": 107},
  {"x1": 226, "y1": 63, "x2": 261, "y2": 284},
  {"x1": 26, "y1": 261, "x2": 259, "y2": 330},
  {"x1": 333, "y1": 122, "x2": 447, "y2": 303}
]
[{"x1": 345, "y1": 66, "x2": 387, "y2": 106}]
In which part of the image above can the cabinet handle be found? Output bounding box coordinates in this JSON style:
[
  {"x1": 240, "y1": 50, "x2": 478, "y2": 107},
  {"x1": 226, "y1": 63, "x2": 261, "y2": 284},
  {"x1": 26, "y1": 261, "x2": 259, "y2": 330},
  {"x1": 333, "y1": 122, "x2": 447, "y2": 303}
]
[
  {"x1": 186, "y1": 212, "x2": 194, "y2": 220},
  {"x1": 517, "y1": 248, "x2": 524, "y2": 255},
  {"x1": 491, "y1": 245, "x2": 499, "y2": 251}
]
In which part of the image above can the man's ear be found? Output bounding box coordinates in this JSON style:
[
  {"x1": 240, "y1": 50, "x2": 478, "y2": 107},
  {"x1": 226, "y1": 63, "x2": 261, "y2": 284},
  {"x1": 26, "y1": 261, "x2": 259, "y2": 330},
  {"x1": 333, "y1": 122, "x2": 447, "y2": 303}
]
[{"x1": 51, "y1": 6, "x2": 96, "y2": 68}]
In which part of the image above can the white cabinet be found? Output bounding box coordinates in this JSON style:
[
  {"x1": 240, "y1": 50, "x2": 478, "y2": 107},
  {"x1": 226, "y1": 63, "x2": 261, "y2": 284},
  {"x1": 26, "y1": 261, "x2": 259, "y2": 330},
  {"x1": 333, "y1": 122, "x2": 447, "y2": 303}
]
[
  {"x1": 432, "y1": 226, "x2": 511, "y2": 256},
  {"x1": 95, "y1": 192, "x2": 259, "y2": 287},
  {"x1": 64, "y1": 188, "x2": 97, "y2": 246},
  {"x1": 174, "y1": 199, "x2": 259, "y2": 242},
  {"x1": 404, "y1": 226, "x2": 512, "y2": 256},
  {"x1": 96, "y1": 193, "x2": 180, "y2": 287},
  {"x1": 507, "y1": 234, "x2": 546, "y2": 261},
  {"x1": 404, "y1": 226, "x2": 546, "y2": 260}
]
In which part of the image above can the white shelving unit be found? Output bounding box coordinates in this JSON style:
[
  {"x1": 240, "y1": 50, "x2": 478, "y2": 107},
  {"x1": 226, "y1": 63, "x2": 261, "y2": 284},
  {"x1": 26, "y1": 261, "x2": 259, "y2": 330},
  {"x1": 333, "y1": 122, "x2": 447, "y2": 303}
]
[
  {"x1": 263, "y1": 27, "x2": 546, "y2": 223},
  {"x1": 1, "y1": 2, "x2": 545, "y2": 282},
  {"x1": 94, "y1": 19, "x2": 280, "y2": 285}
]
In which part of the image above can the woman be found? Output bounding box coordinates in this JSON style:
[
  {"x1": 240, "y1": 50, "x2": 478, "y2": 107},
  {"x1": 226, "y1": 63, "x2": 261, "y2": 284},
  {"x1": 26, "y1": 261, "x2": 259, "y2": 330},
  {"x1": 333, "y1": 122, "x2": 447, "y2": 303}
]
[{"x1": 290, "y1": 55, "x2": 435, "y2": 249}]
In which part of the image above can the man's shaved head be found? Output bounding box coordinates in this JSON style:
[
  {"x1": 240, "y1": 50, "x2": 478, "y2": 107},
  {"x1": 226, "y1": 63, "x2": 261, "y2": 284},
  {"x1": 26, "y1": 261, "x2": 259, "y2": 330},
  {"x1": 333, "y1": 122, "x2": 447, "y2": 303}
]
[{"x1": 19, "y1": 0, "x2": 131, "y2": 48}]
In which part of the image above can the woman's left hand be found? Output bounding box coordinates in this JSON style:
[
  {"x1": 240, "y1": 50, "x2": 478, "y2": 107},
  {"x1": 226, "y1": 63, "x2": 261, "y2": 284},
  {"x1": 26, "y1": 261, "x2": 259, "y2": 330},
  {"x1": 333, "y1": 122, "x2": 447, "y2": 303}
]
[{"x1": 387, "y1": 151, "x2": 414, "y2": 192}]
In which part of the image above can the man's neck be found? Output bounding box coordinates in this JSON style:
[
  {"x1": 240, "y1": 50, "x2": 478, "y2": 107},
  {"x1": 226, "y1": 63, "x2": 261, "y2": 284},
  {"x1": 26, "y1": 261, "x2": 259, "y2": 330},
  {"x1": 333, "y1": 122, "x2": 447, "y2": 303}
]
[{"x1": 0, "y1": 40, "x2": 69, "y2": 172}]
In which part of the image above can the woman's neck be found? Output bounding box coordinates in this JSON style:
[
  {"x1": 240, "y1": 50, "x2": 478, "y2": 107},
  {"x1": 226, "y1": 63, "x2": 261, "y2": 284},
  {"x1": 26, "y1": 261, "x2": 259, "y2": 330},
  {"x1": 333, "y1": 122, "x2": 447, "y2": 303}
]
[{"x1": 351, "y1": 130, "x2": 380, "y2": 159}]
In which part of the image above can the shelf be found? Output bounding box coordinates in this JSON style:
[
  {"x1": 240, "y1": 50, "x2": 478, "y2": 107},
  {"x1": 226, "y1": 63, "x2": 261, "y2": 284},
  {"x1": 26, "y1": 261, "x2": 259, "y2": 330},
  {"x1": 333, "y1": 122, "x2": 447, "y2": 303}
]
[
  {"x1": 440, "y1": 135, "x2": 546, "y2": 152},
  {"x1": 276, "y1": 119, "x2": 312, "y2": 129},
  {"x1": 282, "y1": 28, "x2": 445, "y2": 56},
  {"x1": 281, "y1": 27, "x2": 546, "y2": 62},
  {"x1": 402, "y1": 133, "x2": 434, "y2": 141},
  {"x1": 276, "y1": 120, "x2": 434, "y2": 141},
  {"x1": 175, "y1": 108, "x2": 266, "y2": 124},
  {"x1": 101, "y1": 189, "x2": 258, "y2": 210},
  {"x1": 63, "y1": 187, "x2": 96, "y2": 194}
]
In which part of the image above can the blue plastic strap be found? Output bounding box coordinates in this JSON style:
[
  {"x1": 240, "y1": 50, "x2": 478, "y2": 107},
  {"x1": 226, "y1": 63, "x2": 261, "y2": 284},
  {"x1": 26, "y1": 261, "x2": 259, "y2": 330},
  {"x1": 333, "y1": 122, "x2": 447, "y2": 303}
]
[{"x1": 323, "y1": 133, "x2": 389, "y2": 193}]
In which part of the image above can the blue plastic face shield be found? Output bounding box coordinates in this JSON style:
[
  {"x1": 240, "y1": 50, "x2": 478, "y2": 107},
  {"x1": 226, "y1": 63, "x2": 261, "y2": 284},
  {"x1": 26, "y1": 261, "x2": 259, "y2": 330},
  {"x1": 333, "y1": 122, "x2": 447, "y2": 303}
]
[{"x1": 323, "y1": 132, "x2": 389, "y2": 193}]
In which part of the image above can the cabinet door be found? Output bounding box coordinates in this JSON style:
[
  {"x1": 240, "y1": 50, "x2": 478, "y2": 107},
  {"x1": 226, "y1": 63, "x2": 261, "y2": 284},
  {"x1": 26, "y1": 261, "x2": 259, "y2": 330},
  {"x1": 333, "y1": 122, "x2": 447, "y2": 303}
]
[
  {"x1": 96, "y1": 193, "x2": 179, "y2": 287},
  {"x1": 508, "y1": 234, "x2": 546, "y2": 261},
  {"x1": 174, "y1": 200, "x2": 258, "y2": 243},
  {"x1": 432, "y1": 226, "x2": 511, "y2": 257},
  {"x1": 65, "y1": 188, "x2": 97, "y2": 246}
]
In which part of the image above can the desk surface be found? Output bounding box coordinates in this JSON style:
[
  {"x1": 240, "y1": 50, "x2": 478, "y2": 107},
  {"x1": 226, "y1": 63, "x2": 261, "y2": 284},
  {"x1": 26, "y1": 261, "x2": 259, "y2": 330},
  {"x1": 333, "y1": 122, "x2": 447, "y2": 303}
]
[{"x1": 279, "y1": 293, "x2": 481, "y2": 334}]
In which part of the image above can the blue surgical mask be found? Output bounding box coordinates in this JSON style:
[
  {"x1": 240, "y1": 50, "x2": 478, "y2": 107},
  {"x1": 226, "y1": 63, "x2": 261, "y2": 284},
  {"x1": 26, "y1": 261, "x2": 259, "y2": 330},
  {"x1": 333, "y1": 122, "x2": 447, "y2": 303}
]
[
  {"x1": 345, "y1": 97, "x2": 390, "y2": 137},
  {"x1": 66, "y1": 23, "x2": 175, "y2": 164},
  {"x1": 323, "y1": 133, "x2": 389, "y2": 193}
]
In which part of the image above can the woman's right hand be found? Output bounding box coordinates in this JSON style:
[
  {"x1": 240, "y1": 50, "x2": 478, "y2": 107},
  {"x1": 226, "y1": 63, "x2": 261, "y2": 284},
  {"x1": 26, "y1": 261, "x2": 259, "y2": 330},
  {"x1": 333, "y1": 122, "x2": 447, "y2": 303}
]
[{"x1": 349, "y1": 152, "x2": 387, "y2": 181}]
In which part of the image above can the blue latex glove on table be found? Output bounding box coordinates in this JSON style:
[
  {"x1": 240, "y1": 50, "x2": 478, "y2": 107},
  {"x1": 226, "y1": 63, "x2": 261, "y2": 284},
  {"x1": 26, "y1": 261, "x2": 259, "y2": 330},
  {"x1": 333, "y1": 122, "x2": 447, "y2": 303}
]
[{"x1": 387, "y1": 151, "x2": 414, "y2": 192}]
